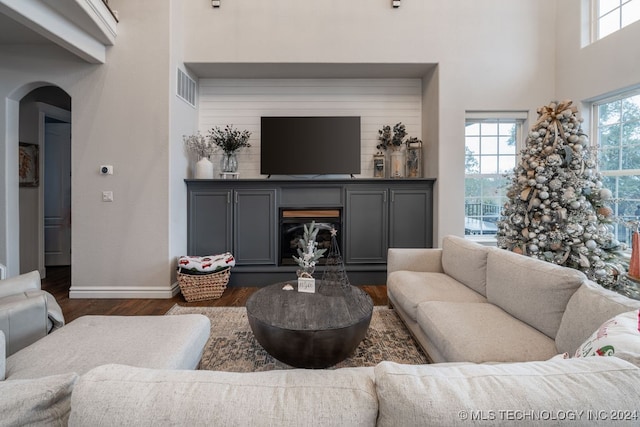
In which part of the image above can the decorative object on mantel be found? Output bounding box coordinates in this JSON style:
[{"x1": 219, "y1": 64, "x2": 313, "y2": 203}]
[
  {"x1": 405, "y1": 137, "x2": 423, "y2": 178},
  {"x1": 376, "y1": 122, "x2": 421, "y2": 178},
  {"x1": 183, "y1": 132, "x2": 215, "y2": 179},
  {"x1": 292, "y1": 221, "x2": 326, "y2": 293},
  {"x1": 497, "y1": 100, "x2": 623, "y2": 289},
  {"x1": 373, "y1": 152, "x2": 385, "y2": 178},
  {"x1": 219, "y1": 172, "x2": 239, "y2": 180},
  {"x1": 209, "y1": 125, "x2": 251, "y2": 173}
]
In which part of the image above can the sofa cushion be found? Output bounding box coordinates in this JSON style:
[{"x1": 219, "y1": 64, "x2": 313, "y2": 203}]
[
  {"x1": 69, "y1": 364, "x2": 378, "y2": 427},
  {"x1": 574, "y1": 309, "x2": 640, "y2": 366},
  {"x1": 6, "y1": 314, "x2": 210, "y2": 380},
  {"x1": 387, "y1": 271, "x2": 486, "y2": 321},
  {"x1": 441, "y1": 236, "x2": 490, "y2": 296},
  {"x1": 417, "y1": 301, "x2": 558, "y2": 363},
  {"x1": 0, "y1": 372, "x2": 78, "y2": 426},
  {"x1": 374, "y1": 357, "x2": 640, "y2": 427},
  {"x1": 486, "y1": 248, "x2": 585, "y2": 339},
  {"x1": 556, "y1": 280, "x2": 640, "y2": 355}
]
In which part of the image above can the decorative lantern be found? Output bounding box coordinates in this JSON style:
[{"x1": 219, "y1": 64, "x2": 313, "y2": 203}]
[
  {"x1": 389, "y1": 149, "x2": 405, "y2": 178},
  {"x1": 373, "y1": 152, "x2": 386, "y2": 178},
  {"x1": 406, "y1": 139, "x2": 422, "y2": 178}
]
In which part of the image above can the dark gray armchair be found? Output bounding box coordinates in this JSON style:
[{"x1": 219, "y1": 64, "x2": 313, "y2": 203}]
[{"x1": 0, "y1": 270, "x2": 64, "y2": 356}]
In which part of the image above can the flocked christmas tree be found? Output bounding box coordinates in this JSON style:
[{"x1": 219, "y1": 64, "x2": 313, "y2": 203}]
[{"x1": 497, "y1": 100, "x2": 623, "y2": 288}]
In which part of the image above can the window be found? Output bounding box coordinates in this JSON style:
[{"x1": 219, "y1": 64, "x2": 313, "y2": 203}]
[
  {"x1": 594, "y1": 0, "x2": 640, "y2": 40},
  {"x1": 593, "y1": 90, "x2": 640, "y2": 244},
  {"x1": 464, "y1": 114, "x2": 524, "y2": 237}
]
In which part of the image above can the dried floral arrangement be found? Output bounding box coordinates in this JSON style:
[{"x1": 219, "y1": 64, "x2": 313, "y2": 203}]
[
  {"x1": 208, "y1": 125, "x2": 252, "y2": 154},
  {"x1": 377, "y1": 122, "x2": 420, "y2": 151},
  {"x1": 183, "y1": 132, "x2": 215, "y2": 158}
]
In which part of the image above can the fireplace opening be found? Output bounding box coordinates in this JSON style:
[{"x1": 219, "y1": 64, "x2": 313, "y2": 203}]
[{"x1": 280, "y1": 209, "x2": 342, "y2": 266}]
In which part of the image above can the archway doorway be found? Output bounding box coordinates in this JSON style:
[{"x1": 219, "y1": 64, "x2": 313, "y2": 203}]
[{"x1": 18, "y1": 86, "x2": 71, "y2": 278}]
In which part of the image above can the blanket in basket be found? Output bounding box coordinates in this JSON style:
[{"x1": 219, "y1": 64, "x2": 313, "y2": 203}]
[{"x1": 178, "y1": 253, "x2": 235, "y2": 275}]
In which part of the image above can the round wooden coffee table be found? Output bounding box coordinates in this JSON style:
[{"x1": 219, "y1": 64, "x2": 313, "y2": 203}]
[{"x1": 246, "y1": 281, "x2": 373, "y2": 368}]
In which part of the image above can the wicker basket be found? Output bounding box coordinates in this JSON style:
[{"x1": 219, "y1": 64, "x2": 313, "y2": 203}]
[{"x1": 177, "y1": 268, "x2": 230, "y2": 302}]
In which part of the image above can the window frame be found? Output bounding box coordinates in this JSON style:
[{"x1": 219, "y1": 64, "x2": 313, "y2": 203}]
[
  {"x1": 591, "y1": 88, "x2": 640, "y2": 245},
  {"x1": 464, "y1": 112, "x2": 526, "y2": 241},
  {"x1": 592, "y1": 0, "x2": 640, "y2": 41}
]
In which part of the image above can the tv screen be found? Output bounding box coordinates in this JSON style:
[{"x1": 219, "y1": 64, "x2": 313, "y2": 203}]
[{"x1": 260, "y1": 116, "x2": 361, "y2": 176}]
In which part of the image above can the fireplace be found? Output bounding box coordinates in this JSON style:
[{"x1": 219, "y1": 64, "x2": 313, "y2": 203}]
[{"x1": 279, "y1": 209, "x2": 342, "y2": 266}]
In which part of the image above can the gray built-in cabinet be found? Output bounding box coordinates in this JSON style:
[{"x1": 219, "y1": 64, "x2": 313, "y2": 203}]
[{"x1": 186, "y1": 179, "x2": 435, "y2": 286}]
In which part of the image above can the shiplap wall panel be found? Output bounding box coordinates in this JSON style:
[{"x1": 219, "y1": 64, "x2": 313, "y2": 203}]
[{"x1": 198, "y1": 79, "x2": 422, "y2": 178}]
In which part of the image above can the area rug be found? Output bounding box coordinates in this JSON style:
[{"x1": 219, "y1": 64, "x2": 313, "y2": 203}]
[{"x1": 166, "y1": 305, "x2": 428, "y2": 372}]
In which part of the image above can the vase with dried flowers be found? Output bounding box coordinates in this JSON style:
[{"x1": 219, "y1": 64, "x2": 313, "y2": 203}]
[
  {"x1": 377, "y1": 122, "x2": 409, "y2": 178},
  {"x1": 183, "y1": 132, "x2": 216, "y2": 179},
  {"x1": 208, "y1": 125, "x2": 252, "y2": 173}
]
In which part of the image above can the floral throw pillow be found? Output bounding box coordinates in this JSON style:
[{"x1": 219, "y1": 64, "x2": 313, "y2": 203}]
[{"x1": 574, "y1": 309, "x2": 640, "y2": 367}]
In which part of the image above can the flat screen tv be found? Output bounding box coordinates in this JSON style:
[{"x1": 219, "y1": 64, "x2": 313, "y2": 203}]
[{"x1": 260, "y1": 116, "x2": 361, "y2": 176}]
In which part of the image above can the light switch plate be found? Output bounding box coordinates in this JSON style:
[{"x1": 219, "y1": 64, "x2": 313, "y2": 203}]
[{"x1": 102, "y1": 191, "x2": 113, "y2": 202}]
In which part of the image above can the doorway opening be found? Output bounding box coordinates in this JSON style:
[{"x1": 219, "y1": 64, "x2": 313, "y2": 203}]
[{"x1": 18, "y1": 86, "x2": 71, "y2": 278}]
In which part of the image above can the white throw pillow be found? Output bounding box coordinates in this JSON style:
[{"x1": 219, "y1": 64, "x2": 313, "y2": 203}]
[{"x1": 575, "y1": 309, "x2": 640, "y2": 366}]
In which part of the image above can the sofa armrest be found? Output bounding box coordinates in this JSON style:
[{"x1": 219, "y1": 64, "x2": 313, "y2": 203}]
[
  {"x1": 0, "y1": 292, "x2": 50, "y2": 356},
  {"x1": 0, "y1": 271, "x2": 41, "y2": 299},
  {"x1": 387, "y1": 248, "x2": 444, "y2": 278}
]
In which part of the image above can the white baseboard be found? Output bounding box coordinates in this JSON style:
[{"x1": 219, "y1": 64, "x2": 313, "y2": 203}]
[{"x1": 69, "y1": 282, "x2": 181, "y2": 299}]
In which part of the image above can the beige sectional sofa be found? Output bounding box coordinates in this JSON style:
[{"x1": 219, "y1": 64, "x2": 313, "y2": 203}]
[
  {"x1": 3, "y1": 241, "x2": 640, "y2": 426},
  {"x1": 388, "y1": 235, "x2": 640, "y2": 364}
]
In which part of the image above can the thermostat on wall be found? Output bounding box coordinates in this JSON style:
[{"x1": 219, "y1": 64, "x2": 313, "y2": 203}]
[{"x1": 100, "y1": 165, "x2": 113, "y2": 175}]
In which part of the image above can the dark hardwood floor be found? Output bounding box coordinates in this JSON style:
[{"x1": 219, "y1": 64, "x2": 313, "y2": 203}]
[{"x1": 41, "y1": 266, "x2": 388, "y2": 323}]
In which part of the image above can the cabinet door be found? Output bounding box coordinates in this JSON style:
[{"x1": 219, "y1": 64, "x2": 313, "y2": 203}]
[
  {"x1": 188, "y1": 190, "x2": 232, "y2": 256},
  {"x1": 234, "y1": 189, "x2": 277, "y2": 265},
  {"x1": 345, "y1": 188, "x2": 388, "y2": 264},
  {"x1": 389, "y1": 187, "x2": 433, "y2": 248}
]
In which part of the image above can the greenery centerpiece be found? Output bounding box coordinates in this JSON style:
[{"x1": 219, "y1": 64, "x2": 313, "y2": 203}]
[
  {"x1": 208, "y1": 125, "x2": 252, "y2": 173},
  {"x1": 292, "y1": 221, "x2": 327, "y2": 278}
]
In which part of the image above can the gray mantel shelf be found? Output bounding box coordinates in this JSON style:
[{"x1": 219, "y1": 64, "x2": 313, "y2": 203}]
[{"x1": 185, "y1": 178, "x2": 436, "y2": 286}]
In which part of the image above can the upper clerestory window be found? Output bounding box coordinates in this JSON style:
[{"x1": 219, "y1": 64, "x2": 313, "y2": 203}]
[{"x1": 594, "y1": 0, "x2": 640, "y2": 40}]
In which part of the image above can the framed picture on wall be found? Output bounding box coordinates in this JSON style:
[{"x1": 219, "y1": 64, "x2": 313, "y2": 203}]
[{"x1": 19, "y1": 143, "x2": 39, "y2": 187}]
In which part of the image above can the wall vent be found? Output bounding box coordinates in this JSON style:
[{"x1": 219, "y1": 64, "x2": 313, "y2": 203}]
[{"x1": 177, "y1": 68, "x2": 196, "y2": 107}]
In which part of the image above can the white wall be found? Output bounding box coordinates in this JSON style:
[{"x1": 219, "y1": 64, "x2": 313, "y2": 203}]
[
  {"x1": 1, "y1": 0, "x2": 178, "y2": 296},
  {"x1": 183, "y1": 0, "x2": 558, "y2": 243},
  {"x1": 198, "y1": 79, "x2": 423, "y2": 178},
  {"x1": 169, "y1": 0, "x2": 198, "y2": 284},
  {"x1": 556, "y1": 0, "x2": 640, "y2": 111}
]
